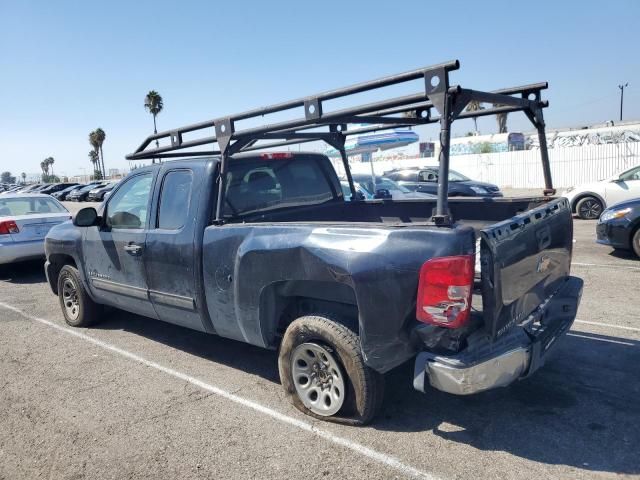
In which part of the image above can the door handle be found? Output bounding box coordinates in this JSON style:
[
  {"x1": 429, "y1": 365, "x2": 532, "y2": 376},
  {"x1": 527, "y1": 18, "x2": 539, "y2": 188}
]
[{"x1": 123, "y1": 243, "x2": 143, "y2": 255}]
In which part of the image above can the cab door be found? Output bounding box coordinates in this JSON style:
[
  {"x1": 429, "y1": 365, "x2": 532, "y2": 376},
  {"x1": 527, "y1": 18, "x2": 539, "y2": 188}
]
[
  {"x1": 144, "y1": 168, "x2": 206, "y2": 331},
  {"x1": 82, "y1": 171, "x2": 158, "y2": 318}
]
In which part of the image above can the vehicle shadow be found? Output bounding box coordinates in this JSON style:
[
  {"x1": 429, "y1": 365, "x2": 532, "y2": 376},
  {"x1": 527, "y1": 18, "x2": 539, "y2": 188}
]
[
  {"x1": 93, "y1": 308, "x2": 639, "y2": 474},
  {"x1": 0, "y1": 259, "x2": 47, "y2": 284},
  {"x1": 95, "y1": 308, "x2": 280, "y2": 383},
  {"x1": 607, "y1": 248, "x2": 637, "y2": 261},
  {"x1": 376, "y1": 330, "x2": 640, "y2": 475}
]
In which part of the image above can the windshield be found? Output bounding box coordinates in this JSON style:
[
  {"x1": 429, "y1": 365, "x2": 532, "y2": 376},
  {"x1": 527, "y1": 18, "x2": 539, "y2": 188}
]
[
  {"x1": 358, "y1": 177, "x2": 411, "y2": 194},
  {"x1": 0, "y1": 197, "x2": 68, "y2": 216}
]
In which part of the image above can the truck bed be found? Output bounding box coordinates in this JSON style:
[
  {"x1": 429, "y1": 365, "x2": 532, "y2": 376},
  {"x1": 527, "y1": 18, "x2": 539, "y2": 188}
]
[{"x1": 225, "y1": 196, "x2": 553, "y2": 226}]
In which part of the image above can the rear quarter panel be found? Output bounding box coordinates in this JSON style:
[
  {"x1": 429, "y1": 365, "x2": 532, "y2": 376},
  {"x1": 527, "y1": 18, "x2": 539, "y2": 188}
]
[{"x1": 202, "y1": 223, "x2": 476, "y2": 372}]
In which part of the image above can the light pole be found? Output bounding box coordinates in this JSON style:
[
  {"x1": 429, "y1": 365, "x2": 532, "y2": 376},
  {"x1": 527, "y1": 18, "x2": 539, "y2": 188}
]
[{"x1": 618, "y1": 83, "x2": 629, "y2": 121}]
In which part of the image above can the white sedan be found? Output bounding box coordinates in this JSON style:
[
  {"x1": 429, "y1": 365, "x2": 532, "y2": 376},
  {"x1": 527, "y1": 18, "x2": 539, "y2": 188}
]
[
  {"x1": 0, "y1": 194, "x2": 71, "y2": 265},
  {"x1": 563, "y1": 164, "x2": 640, "y2": 219}
]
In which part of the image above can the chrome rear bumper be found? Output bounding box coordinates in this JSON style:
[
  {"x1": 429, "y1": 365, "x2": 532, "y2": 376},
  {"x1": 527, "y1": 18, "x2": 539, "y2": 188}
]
[{"x1": 413, "y1": 276, "x2": 583, "y2": 395}]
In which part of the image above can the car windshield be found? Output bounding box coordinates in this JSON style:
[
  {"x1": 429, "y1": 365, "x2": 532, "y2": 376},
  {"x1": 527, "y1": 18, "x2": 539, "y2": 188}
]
[
  {"x1": 0, "y1": 197, "x2": 68, "y2": 216},
  {"x1": 358, "y1": 177, "x2": 411, "y2": 194}
]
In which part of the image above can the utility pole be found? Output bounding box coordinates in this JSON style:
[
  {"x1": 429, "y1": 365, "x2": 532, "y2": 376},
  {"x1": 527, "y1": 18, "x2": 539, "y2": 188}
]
[{"x1": 618, "y1": 83, "x2": 629, "y2": 121}]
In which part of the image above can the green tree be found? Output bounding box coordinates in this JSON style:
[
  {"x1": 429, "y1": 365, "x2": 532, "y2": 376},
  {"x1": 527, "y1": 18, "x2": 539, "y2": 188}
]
[
  {"x1": 144, "y1": 90, "x2": 164, "y2": 163},
  {"x1": 1, "y1": 171, "x2": 16, "y2": 184},
  {"x1": 465, "y1": 100, "x2": 484, "y2": 133}
]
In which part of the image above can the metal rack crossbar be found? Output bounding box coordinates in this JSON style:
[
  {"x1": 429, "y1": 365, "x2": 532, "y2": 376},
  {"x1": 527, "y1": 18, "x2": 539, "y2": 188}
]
[{"x1": 126, "y1": 60, "x2": 552, "y2": 225}]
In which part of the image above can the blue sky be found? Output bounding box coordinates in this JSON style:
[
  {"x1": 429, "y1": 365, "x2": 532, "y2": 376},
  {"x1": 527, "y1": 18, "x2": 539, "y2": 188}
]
[{"x1": 1, "y1": 0, "x2": 639, "y2": 177}]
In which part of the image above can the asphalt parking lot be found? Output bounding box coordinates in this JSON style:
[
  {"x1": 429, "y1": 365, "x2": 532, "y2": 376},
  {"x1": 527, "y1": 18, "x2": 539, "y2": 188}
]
[{"x1": 0, "y1": 206, "x2": 638, "y2": 479}]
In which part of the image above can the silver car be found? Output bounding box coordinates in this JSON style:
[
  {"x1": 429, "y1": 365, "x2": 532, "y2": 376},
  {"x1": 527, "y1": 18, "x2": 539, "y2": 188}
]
[{"x1": 0, "y1": 194, "x2": 71, "y2": 265}]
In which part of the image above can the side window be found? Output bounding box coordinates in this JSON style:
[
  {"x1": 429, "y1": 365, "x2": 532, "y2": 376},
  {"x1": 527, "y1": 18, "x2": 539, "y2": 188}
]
[
  {"x1": 419, "y1": 170, "x2": 437, "y2": 182},
  {"x1": 106, "y1": 174, "x2": 153, "y2": 229},
  {"x1": 157, "y1": 170, "x2": 193, "y2": 230},
  {"x1": 620, "y1": 167, "x2": 640, "y2": 181}
]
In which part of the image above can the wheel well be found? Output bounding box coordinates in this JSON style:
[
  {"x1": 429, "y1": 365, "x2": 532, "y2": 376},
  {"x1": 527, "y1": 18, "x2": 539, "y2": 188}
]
[
  {"x1": 47, "y1": 254, "x2": 77, "y2": 295},
  {"x1": 259, "y1": 281, "x2": 359, "y2": 348},
  {"x1": 571, "y1": 192, "x2": 605, "y2": 213}
]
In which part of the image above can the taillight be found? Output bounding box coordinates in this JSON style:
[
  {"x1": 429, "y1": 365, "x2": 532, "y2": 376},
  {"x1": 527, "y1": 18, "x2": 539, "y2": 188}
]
[
  {"x1": 0, "y1": 220, "x2": 19, "y2": 234},
  {"x1": 416, "y1": 254, "x2": 475, "y2": 328},
  {"x1": 260, "y1": 152, "x2": 293, "y2": 160}
]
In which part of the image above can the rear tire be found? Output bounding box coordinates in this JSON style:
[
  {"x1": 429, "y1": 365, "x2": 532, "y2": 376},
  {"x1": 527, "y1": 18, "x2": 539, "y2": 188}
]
[
  {"x1": 576, "y1": 196, "x2": 603, "y2": 220},
  {"x1": 278, "y1": 315, "x2": 384, "y2": 425},
  {"x1": 632, "y1": 228, "x2": 640, "y2": 258},
  {"x1": 57, "y1": 265, "x2": 102, "y2": 327}
]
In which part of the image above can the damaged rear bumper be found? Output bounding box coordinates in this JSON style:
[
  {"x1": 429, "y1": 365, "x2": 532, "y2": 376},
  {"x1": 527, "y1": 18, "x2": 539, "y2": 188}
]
[{"x1": 413, "y1": 276, "x2": 583, "y2": 395}]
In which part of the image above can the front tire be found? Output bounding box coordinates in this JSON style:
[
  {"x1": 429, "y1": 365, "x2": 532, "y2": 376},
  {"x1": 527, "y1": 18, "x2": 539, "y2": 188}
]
[
  {"x1": 57, "y1": 265, "x2": 102, "y2": 327},
  {"x1": 576, "y1": 196, "x2": 603, "y2": 220},
  {"x1": 278, "y1": 315, "x2": 384, "y2": 425}
]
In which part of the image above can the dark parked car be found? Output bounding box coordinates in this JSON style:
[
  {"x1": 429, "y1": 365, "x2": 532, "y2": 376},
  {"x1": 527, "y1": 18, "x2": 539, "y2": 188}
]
[
  {"x1": 87, "y1": 182, "x2": 119, "y2": 201},
  {"x1": 384, "y1": 166, "x2": 503, "y2": 197},
  {"x1": 52, "y1": 184, "x2": 85, "y2": 201},
  {"x1": 351, "y1": 174, "x2": 436, "y2": 200},
  {"x1": 67, "y1": 182, "x2": 109, "y2": 201},
  {"x1": 596, "y1": 198, "x2": 640, "y2": 258},
  {"x1": 39, "y1": 183, "x2": 79, "y2": 195}
]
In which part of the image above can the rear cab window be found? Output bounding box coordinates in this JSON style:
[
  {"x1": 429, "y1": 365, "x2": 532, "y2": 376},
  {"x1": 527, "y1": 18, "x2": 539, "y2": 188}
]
[
  {"x1": 223, "y1": 156, "x2": 338, "y2": 218},
  {"x1": 157, "y1": 170, "x2": 193, "y2": 230}
]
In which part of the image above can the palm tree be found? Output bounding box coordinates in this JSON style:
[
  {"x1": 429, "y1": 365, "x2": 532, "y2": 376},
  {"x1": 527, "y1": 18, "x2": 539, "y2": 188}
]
[
  {"x1": 40, "y1": 160, "x2": 49, "y2": 181},
  {"x1": 89, "y1": 129, "x2": 106, "y2": 177},
  {"x1": 94, "y1": 128, "x2": 106, "y2": 178},
  {"x1": 144, "y1": 90, "x2": 163, "y2": 163},
  {"x1": 45, "y1": 157, "x2": 55, "y2": 177},
  {"x1": 21, "y1": 172, "x2": 26, "y2": 184},
  {"x1": 493, "y1": 103, "x2": 508, "y2": 134},
  {"x1": 89, "y1": 130, "x2": 99, "y2": 167},
  {"x1": 88, "y1": 150, "x2": 100, "y2": 179},
  {"x1": 465, "y1": 100, "x2": 484, "y2": 133}
]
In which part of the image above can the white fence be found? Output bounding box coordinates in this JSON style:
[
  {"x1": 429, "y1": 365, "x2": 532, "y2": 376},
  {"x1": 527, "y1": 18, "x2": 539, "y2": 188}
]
[{"x1": 334, "y1": 141, "x2": 640, "y2": 189}]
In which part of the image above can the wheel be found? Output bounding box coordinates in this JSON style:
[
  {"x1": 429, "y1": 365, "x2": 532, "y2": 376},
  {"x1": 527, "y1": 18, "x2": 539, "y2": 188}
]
[
  {"x1": 576, "y1": 196, "x2": 603, "y2": 220},
  {"x1": 278, "y1": 315, "x2": 384, "y2": 425},
  {"x1": 632, "y1": 228, "x2": 640, "y2": 258},
  {"x1": 57, "y1": 265, "x2": 102, "y2": 327}
]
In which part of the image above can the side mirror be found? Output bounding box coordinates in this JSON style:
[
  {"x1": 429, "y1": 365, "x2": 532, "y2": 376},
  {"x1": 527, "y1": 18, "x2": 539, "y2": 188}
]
[
  {"x1": 73, "y1": 207, "x2": 100, "y2": 227},
  {"x1": 374, "y1": 188, "x2": 392, "y2": 199}
]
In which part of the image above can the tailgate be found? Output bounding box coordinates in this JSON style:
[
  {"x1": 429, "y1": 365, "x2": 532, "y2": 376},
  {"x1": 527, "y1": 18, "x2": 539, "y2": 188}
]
[{"x1": 479, "y1": 197, "x2": 573, "y2": 340}]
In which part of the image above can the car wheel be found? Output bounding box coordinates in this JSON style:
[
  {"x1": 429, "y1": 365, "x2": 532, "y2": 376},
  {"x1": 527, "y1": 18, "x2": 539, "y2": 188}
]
[
  {"x1": 278, "y1": 315, "x2": 384, "y2": 425},
  {"x1": 576, "y1": 196, "x2": 603, "y2": 220},
  {"x1": 632, "y1": 228, "x2": 640, "y2": 258},
  {"x1": 57, "y1": 265, "x2": 102, "y2": 327}
]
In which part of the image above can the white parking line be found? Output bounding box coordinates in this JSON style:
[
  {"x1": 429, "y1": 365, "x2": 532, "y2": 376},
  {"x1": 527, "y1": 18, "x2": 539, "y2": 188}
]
[
  {"x1": 566, "y1": 332, "x2": 635, "y2": 346},
  {"x1": 572, "y1": 262, "x2": 640, "y2": 271},
  {"x1": 575, "y1": 319, "x2": 640, "y2": 333},
  {"x1": 0, "y1": 302, "x2": 439, "y2": 480}
]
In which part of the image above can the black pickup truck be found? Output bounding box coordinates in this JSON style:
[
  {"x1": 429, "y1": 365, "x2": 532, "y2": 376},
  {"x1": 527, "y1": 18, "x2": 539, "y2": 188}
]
[{"x1": 45, "y1": 61, "x2": 583, "y2": 424}]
